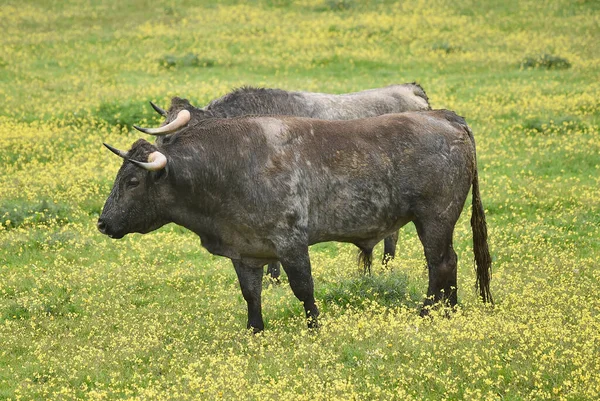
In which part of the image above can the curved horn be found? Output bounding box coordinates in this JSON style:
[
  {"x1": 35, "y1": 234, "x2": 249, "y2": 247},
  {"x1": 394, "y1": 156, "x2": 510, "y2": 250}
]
[
  {"x1": 133, "y1": 109, "x2": 191, "y2": 135},
  {"x1": 104, "y1": 143, "x2": 167, "y2": 171},
  {"x1": 129, "y1": 151, "x2": 167, "y2": 171},
  {"x1": 103, "y1": 143, "x2": 128, "y2": 159},
  {"x1": 149, "y1": 101, "x2": 167, "y2": 117}
]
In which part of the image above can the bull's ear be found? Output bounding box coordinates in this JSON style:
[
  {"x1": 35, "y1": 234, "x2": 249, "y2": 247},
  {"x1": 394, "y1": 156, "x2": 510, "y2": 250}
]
[
  {"x1": 170, "y1": 97, "x2": 192, "y2": 109},
  {"x1": 152, "y1": 166, "x2": 168, "y2": 181}
]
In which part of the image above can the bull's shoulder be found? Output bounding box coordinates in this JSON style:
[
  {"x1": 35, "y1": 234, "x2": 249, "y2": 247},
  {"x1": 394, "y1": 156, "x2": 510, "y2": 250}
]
[
  {"x1": 168, "y1": 117, "x2": 263, "y2": 149},
  {"x1": 207, "y1": 86, "x2": 296, "y2": 108}
]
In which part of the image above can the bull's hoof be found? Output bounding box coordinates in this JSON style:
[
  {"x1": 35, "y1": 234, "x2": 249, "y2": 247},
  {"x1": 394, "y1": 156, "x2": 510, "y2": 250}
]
[
  {"x1": 419, "y1": 301, "x2": 456, "y2": 319},
  {"x1": 381, "y1": 253, "x2": 394, "y2": 266},
  {"x1": 419, "y1": 301, "x2": 434, "y2": 319},
  {"x1": 248, "y1": 325, "x2": 264, "y2": 334},
  {"x1": 247, "y1": 320, "x2": 265, "y2": 333},
  {"x1": 307, "y1": 316, "x2": 320, "y2": 330},
  {"x1": 306, "y1": 309, "x2": 320, "y2": 330}
]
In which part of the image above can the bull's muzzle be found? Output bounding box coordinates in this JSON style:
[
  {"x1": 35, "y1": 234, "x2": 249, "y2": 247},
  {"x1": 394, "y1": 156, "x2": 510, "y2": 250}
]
[
  {"x1": 97, "y1": 218, "x2": 107, "y2": 234},
  {"x1": 97, "y1": 218, "x2": 125, "y2": 239}
]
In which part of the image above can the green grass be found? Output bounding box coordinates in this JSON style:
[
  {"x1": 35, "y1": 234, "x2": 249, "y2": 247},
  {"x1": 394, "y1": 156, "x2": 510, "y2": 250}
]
[{"x1": 0, "y1": 0, "x2": 599, "y2": 399}]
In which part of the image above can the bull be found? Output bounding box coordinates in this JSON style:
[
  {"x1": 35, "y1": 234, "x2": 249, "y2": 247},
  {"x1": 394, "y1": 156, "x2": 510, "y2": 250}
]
[
  {"x1": 98, "y1": 101, "x2": 492, "y2": 332},
  {"x1": 142, "y1": 84, "x2": 432, "y2": 278}
]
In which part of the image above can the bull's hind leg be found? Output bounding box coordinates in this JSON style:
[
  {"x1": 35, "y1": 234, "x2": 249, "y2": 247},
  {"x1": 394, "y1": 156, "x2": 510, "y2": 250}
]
[
  {"x1": 414, "y1": 219, "x2": 458, "y2": 316},
  {"x1": 265, "y1": 261, "x2": 281, "y2": 282},
  {"x1": 278, "y1": 245, "x2": 319, "y2": 329},
  {"x1": 358, "y1": 246, "x2": 373, "y2": 275},
  {"x1": 232, "y1": 259, "x2": 264, "y2": 332},
  {"x1": 382, "y1": 231, "x2": 399, "y2": 265}
]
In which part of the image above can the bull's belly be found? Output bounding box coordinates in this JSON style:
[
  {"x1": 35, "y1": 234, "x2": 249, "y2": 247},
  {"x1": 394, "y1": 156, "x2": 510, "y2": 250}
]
[
  {"x1": 196, "y1": 196, "x2": 414, "y2": 261},
  {"x1": 305, "y1": 187, "x2": 412, "y2": 239},
  {"x1": 199, "y1": 231, "x2": 277, "y2": 261},
  {"x1": 308, "y1": 215, "x2": 413, "y2": 246}
]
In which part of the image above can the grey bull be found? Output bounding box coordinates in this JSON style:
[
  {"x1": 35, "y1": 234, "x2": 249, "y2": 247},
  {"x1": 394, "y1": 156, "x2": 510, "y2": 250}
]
[
  {"x1": 98, "y1": 105, "x2": 493, "y2": 332},
  {"x1": 143, "y1": 84, "x2": 431, "y2": 278}
]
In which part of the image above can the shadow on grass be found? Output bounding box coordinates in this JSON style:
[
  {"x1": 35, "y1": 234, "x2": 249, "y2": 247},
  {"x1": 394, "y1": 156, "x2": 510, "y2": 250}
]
[
  {"x1": 520, "y1": 54, "x2": 571, "y2": 70},
  {"x1": 158, "y1": 53, "x2": 217, "y2": 69},
  {"x1": 522, "y1": 115, "x2": 586, "y2": 134},
  {"x1": 265, "y1": 270, "x2": 422, "y2": 326},
  {"x1": 317, "y1": 271, "x2": 421, "y2": 309},
  {"x1": 0, "y1": 199, "x2": 71, "y2": 230},
  {"x1": 2, "y1": 285, "x2": 82, "y2": 322}
]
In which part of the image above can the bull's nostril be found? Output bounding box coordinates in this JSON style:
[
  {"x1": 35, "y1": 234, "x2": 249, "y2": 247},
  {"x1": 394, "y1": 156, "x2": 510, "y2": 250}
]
[{"x1": 97, "y1": 219, "x2": 106, "y2": 233}]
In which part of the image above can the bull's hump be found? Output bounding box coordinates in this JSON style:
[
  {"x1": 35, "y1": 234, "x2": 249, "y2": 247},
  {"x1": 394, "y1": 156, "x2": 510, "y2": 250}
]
[{"x1": 168, "y1": 97, "x2": 193, "y2": 111}]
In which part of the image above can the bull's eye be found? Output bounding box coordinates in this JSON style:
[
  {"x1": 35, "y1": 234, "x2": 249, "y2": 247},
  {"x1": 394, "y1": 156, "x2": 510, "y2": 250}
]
[{"x1": 127, "y1": 177, "x2": 140, "y2": 188}]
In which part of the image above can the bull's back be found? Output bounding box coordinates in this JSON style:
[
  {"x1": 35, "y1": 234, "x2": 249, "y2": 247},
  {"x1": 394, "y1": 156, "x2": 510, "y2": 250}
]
[
  {"x1": 297, "y1": 84, "x2": 430, "y2": 120},
  {"x1": 288, "y1": 111, "x2": 472, "y2": 170}
]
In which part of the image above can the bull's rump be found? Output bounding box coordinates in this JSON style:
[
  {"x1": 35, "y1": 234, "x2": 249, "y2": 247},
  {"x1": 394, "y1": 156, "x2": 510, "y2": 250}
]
[{"x1": 262, "y1": 111, "x2": 475, "y2": 244}]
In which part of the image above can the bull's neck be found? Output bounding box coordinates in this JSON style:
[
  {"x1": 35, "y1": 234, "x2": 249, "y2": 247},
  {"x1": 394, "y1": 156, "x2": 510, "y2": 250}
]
[{"x1": 160, "y1": 145, "x2": 231, "y2": 238}]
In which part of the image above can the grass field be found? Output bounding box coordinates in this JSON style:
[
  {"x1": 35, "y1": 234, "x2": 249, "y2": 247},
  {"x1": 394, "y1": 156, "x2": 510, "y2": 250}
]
[{"x1": 1, "y1": 0, "x2": 599, "y2": 399}]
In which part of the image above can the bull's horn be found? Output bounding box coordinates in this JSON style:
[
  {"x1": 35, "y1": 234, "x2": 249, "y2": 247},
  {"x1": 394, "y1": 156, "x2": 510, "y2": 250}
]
[
  {"x1": 133, "y1": 109, "x2": 191, "y2": 135},
  {"x1": 129, "y1": 151, "x2": 167, "y2": 171},
  {"x1": 104, "y1": 143, "x2": 167, "y2": 171},
  {"x1": 103, "y1": 143, "x2": 128, "y2": 159},
  {"x1": 149, "y1": 101, "x2": 167, "y2": 117}
]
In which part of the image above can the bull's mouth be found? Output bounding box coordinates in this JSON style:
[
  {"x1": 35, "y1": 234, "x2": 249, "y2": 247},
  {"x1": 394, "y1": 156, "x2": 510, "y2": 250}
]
[
  {"x1": 97, "y1": 219, "x2": 126, "y2": 239},
  {"x1": 107, "y1": 232, "x2": 125, "y2": 239}
]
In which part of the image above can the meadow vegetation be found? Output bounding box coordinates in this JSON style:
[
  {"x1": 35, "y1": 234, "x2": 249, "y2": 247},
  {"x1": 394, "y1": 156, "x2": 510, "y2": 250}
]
[{"x1": 1, "y1": 0, "x2": 599, "y2": 399}]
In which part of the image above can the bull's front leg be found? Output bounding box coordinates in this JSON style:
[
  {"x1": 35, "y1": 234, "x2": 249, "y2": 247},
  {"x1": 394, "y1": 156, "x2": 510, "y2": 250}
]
[
  {"x1": 231, "y1": 259, "x2": 264, "y2": 332},
  {"x1": 278, "y1": 244, "x2": 320, "y2": 329}
]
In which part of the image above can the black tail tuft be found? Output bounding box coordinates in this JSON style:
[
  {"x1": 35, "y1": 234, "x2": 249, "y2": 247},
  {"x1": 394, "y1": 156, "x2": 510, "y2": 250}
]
[
  {"x1": 465, "y1": 125, "x2": 493, "y2": 304},
  {"x1": 471, "y1": 168, "x2": 493, "y2": 303}
]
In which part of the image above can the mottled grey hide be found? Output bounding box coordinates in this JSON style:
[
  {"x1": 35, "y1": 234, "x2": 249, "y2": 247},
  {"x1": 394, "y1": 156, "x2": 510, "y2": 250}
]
[
  {"x1": 99, "y1": 110, "x2": 493, "y2": 332},
  {"x1": 204, "y1": 84, "x2": 430, "y2": 120},
  {"x1": 155, "y1": 84, "x2": 431, "y2": 277}
]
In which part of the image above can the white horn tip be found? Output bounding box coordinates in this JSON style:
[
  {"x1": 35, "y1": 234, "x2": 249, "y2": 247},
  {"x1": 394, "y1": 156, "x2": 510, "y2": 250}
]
[
  {"x1": 132, "y1": 109, "x2": 191, "y2": 136},
  {"x1": 179, "y1": 109, "x2": 191, "y2": 122},
  {"x1": 147, "y1": 151, "x2": 168, "y2": 171}
]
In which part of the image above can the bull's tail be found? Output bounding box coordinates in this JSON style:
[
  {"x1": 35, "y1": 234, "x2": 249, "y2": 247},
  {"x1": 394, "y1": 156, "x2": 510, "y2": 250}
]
[
  {"x1": 466, "y1": 126, "x2": 493, "y2": 303},
  {"x1": 357, "y1": 248, "x2": 373, "y2": 275}
]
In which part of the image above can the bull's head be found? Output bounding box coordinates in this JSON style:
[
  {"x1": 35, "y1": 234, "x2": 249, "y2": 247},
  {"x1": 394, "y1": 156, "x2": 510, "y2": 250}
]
[
  {"x1": 97, "y1": 139, "x2": 170, "y2": 239},
  {"x1": 135, "y1": 98, "x2": 197, "y2": 146},
  {"x1": 98, "y1": 99, "x2": 196, "y2": 238}
]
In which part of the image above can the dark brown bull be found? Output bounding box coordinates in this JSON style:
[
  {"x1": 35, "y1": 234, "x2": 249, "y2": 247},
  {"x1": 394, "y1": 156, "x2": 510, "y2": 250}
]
[
  {"x1": 143, "y1": 84, "x2": 432, "y2": 278},
  {"x1": 98, "y1": 104, "x2": 492, "y2": 332}
]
